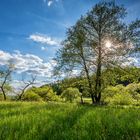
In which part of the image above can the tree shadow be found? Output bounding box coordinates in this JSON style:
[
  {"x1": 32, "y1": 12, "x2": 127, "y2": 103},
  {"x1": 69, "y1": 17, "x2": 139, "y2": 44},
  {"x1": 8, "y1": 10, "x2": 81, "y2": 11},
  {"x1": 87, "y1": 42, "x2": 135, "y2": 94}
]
[{"x1": 40, "y1": 105, "x2": 92, "y2": 140}]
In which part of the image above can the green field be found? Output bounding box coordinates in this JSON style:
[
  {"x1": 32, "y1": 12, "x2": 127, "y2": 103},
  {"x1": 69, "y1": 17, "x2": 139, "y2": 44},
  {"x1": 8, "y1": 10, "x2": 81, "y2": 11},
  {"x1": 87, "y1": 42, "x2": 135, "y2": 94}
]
[{"x1": 0, "y1": 102, "x2": 140, "y2": 140}]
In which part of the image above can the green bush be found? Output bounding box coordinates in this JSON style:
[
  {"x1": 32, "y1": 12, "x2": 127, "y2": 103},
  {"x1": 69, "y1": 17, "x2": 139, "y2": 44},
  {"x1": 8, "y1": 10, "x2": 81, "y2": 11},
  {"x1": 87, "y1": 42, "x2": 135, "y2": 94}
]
[
  {"x1": 103, "y1": 84, "x2": 135, "y2": 105},
  {"x1": 126, "y1": 83, "x2": 140, "y2": 100},
  {"x1": 61, "y1": 87, "x2": 81, "y2": 102},
  {"x1": 23, "y1": 91, "x2": 42, "y2": 101},
  {"x1": 25, "y1": 86, "x2": 60, "y2": 102},
  {"x1": 106, "y1": 92, "x2": 133, "y2": 105},
  {"x1": 102, "y1": 85, "x2": 125, "y2": 100}
]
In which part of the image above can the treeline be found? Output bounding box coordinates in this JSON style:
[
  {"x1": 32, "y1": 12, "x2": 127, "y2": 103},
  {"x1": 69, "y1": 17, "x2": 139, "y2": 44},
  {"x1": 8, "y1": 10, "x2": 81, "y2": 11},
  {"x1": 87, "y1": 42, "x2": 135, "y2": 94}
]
[
  {"x1": 18, "y1": 67, "x2": 140, "y2": 105},
  {"x1": 0, "y1": 66, "x2": 140, "y2": 105},
  {"x1": 50, "y1": 67, "x2": 140, "y2": 105}
]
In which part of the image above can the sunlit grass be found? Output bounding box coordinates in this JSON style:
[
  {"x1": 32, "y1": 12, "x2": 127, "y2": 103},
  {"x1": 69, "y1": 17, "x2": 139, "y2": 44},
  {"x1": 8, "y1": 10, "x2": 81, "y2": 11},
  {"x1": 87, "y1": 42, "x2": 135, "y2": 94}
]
[{"x1": 0, "y1": 102, "x2": 139, "y2": 140}]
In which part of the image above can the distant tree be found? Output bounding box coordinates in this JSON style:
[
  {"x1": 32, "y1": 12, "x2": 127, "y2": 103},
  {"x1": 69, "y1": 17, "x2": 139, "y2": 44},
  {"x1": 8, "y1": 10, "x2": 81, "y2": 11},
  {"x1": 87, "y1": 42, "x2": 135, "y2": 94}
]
[
  {"x1": 34, "y1": 85, "x2": 57, "y2": 101},
  {"x1": 22, "y1": 90, "x2": 42, "y2": 101},
  {"x1": 102, "y1": 67, "x2": 140, "y2": 87},
  {"x1": 0, "y1": 64, "x2": 14, "y2": 100},
  {"x1": 61, "y1": 78, "x2": 90, "y2": 103},
  {"x1": 54, "y1": 1, "x2": 140, "y2": 103},
  {"x1": 17, "y1": 75, "x2": 36, "y2": 100},
  {"x1": 24, "y1": 85, "x2": 59, "y2": 101},
  {"x1": 61, "y1": 88, "x2": 81, "y2": 103},
  {"x1": 51, "y1": 77, "x2": 90, "y2": 104},
  {"x1": 50, "y1": 82, "x2": 63, "y2": 95}
]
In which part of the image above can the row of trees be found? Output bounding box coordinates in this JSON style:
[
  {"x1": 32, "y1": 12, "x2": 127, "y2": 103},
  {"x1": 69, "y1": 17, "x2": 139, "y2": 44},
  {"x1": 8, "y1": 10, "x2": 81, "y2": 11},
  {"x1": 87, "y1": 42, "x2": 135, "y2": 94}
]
[
  {"x1": 54, "y1": 1, "x2": 140, "y2": 103},
  {"x1": 1, "y1": 63, "x2": 140, "y2": 103},
  {"x1": 51, "y1": 67, "x2": 140, "y2": 103}
]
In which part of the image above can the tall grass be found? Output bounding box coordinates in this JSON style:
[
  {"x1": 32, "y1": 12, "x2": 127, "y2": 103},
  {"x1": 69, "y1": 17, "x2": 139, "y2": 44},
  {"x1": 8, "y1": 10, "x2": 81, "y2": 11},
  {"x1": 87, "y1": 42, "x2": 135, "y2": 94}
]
[{"x1": 0, "y1": 102, "x2": 139, "y2": 140}]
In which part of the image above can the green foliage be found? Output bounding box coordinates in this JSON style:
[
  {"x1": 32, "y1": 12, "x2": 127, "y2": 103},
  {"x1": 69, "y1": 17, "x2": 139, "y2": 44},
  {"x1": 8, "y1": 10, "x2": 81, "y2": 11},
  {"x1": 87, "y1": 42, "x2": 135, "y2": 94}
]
[
  {"x1": 0, "y1": 102, "x2": 139, "y2": 140},
  {"x1": 52, "y1": 67, "x2": 140, "y2": 98},
  {"x1": 126, "y1": 83, "x2": 140, "y2": 100},
  {"x1": 61, "y1": 88, "x2": 81, "y2": 102},
  {"x1": 51, "y1": 83, "x2": 62, "y2": 95},
  {"x1": 0, "y1": 93, "x2": 12, "y2": 101},
  {"x1": 0, "y1": 94, "x2": 3, "y2": 101},
  {"x1": 106, "y1": 92, "x2": 133, "y2": 105},
  {"x1": 102, "y1": 85, "x2": 125, "y2": 99},
  {"x1": 23, "y1": 91, "x2": 42, "y2": 101},
  {"x1": 102, "y1": 67, "x2": 140, "y2": 87},
  {"x1": 24, "y1": 86, "x2": 60, "y2": 102},
  {"x1": 51, "y1": 77, "x2": 92, "y2": 98},
  {"x1": 103, "y1": 83, "x2": 140, "y2": 105}
]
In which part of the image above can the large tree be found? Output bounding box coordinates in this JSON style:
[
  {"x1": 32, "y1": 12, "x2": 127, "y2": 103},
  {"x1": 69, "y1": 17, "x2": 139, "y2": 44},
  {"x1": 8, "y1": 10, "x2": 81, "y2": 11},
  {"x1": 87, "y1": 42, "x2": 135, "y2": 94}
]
[{"x1": 54, "y1": 1, "x2": 140, "y2": 103}]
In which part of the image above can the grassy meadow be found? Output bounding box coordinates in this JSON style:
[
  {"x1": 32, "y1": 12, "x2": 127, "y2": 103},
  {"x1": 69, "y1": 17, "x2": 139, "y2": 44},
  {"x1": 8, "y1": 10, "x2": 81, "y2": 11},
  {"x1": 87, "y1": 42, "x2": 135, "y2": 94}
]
[{"x1": 0, "y1": 102, "x2": 139, "y2": 140}]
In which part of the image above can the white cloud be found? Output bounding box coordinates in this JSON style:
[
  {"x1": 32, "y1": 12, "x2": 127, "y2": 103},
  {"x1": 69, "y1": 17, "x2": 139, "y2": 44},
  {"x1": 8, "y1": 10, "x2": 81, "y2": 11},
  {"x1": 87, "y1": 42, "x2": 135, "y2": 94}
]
[
  {"x1": 122, "y1": 57, "x2": 138, "y2": 67},
  {"x1": 43, "y1": 0, "x2": 60, "y2": 7},
  {"x1": 41, "y1": 46, "x2": 47, "y2": 51},
  {"x1": 0, "y1": 50, "x2": 57, "y2": 78},
  {"x1": 0, "y1": 51, "x2": 13, "y2": 65},
  {"x1": 29, "y1": 33, "x2": 60, "y2": 46},
  {"x1": 48, "y1": 1, "x2": 53, "y2": 6}
]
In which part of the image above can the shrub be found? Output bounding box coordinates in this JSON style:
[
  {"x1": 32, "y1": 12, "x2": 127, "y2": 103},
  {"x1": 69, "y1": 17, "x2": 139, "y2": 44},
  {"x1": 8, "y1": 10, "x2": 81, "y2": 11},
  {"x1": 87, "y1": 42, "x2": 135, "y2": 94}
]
[
  {"x1": 23, "y1": 91, "x2": 42, "y2": 101},
  {"x1": 126, "y1": 83, "x2": 140, "y2": 100},
  {"x1": 61, "y1": 88, "x2": 81, "y2": 102},
  {"x1": 102, "y1": 85, "x2": 125, "y2": 100},
  {"x1": 106, "y1": 92, "x2": 133, "y2": 105},
  {"x1": 25, "y1": 86, "x2": 60, "y2": 102},
  {"x1": 103, "y1": 84, "x2": 135, "y2": 105}
]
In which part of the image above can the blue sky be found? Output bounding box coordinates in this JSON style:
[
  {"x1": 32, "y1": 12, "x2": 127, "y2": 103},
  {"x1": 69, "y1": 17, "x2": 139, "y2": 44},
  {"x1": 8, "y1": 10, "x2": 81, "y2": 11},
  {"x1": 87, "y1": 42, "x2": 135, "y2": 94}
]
[
  {"x1": 0, "y1": 0, "x2": 140, "y2": 85},
  {"x1": 0, "y1": 0, "x2": 96, "y2": 60}
]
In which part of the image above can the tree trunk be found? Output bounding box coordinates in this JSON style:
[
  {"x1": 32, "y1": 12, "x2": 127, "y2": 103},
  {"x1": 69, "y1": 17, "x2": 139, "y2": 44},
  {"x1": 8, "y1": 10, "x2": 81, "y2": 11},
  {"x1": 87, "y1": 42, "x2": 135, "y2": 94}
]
[
  {"x1": 95, "y1": 38, "x2": 102, "y2": 103},
  {"x1": 91, "y1": 93, "x2": 95, "y2": 103},
  {"x1": 80, "y1": 47, "x2": 95, "y2": 104},
  {"x1": 18, "y1": 90, "x2": 24, "y2": 100},
  {"x1": 1, "y1": 87, "x2": 6, "y2": 100},
  {"x1": 80, "y1": 94, "x2": 84, "y2": 104},
  {"x1": 95, "y1": 62, "x2": 101, "y2": 103},
  {"x1": 84, "y1": 63, "x2": 95, "y2": 104}
]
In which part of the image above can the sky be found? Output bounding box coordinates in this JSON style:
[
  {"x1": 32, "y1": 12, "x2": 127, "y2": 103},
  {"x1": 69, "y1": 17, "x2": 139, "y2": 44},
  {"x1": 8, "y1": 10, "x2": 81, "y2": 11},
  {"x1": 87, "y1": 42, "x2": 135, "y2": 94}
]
[{"x1": 0, "y1": 0, "x2": 140, "y2": 86}]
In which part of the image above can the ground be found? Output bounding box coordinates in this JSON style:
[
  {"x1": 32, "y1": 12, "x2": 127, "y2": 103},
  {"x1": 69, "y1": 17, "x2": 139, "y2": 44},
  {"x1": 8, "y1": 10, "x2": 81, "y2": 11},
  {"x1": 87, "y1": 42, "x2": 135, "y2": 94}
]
[{"x1": 0, "y1": 102, "x2": 139, "y2": 140}]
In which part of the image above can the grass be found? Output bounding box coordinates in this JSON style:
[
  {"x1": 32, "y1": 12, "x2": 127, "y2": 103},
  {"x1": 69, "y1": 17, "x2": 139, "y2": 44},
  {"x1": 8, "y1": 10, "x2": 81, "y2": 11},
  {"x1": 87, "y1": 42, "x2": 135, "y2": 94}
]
[{"x1": 0, "y1": 102, "x2": 139, "y2": 140}]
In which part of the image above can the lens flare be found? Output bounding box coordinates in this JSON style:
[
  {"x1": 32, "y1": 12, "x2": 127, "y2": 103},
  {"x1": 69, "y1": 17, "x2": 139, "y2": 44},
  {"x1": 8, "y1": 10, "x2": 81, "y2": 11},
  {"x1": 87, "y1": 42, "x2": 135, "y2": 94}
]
[{"x1": 105, "y1": 41, "x2": 112, "y2": 48}]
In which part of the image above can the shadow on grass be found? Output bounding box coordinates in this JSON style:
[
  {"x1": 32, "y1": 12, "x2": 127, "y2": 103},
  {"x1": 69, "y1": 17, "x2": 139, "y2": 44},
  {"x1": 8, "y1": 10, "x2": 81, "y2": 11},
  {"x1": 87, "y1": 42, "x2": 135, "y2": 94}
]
[
  {"x1": 0, "y1": 102, "x2": 139, "y2": 140},
  {"x1": 40, "y1": 105, "x2": 91, "y2": 140}
]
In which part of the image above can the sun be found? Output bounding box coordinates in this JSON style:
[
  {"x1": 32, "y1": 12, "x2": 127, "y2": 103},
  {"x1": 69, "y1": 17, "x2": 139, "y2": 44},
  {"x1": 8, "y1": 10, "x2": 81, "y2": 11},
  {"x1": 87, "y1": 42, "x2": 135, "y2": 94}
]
[{"x1": 105, "y1": 41, "x2": 112, "y2": 49}]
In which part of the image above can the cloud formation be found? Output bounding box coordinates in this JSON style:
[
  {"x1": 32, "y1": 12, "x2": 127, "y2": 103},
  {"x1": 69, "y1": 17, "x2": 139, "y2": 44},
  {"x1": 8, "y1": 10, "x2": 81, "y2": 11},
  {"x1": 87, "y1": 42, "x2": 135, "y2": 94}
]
[
  {"x1": 0, "y1": 50, "x2": 57, "y2": 78},
  {"x1": 43, "y1": 0, "x2": 59, "y2": 7},
  {"x1": 48, "y1": 1, "x2": 53, "y2": 6},
  {"x1": 29, "y1": 33, "x2": 60, "y2": 46},
  {"x1": 41, "y1": 46, "x2": 48, "y2": 51}
]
